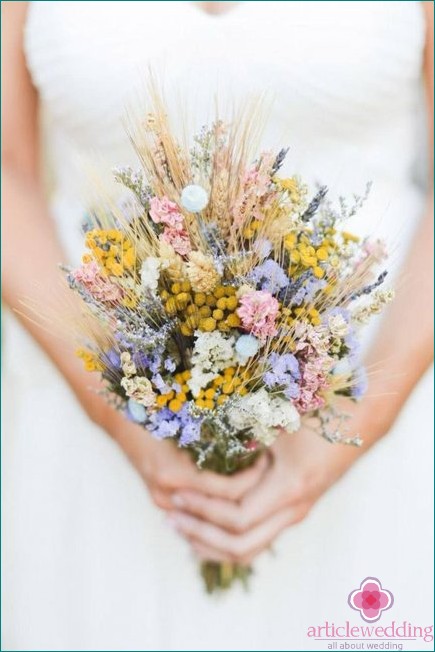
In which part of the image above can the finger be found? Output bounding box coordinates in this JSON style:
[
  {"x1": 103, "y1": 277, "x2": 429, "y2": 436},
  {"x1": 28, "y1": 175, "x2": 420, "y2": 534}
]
[
  {"x1": 239, "y1": 461, "x2": 309, "y2": 526},
  {"x1": 171, "y1": 464, "x2": 298, "y2": 532},
  {"x1": 167, "y1": 504, "x2": 309, "y2": 564},
  {"x1": 171, "y1": 491, "x2": 242, "y2": 531},
  {"x1": 168, "y1": 452, "x2": 270, "y2": 500},
  {"x1": 190, "y1": 541, "x2": 233, "y2": 563},
  {"x1": 148, "y1": 486, "x2": 173, "y2": 511}
]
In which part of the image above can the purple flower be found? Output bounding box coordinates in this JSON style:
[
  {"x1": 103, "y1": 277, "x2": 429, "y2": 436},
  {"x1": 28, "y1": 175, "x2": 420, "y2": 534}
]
[
  {"x1": 164, "y1": 357, "x2": 176, "y2": 372},
  {"x1": 180, "y1": 419, "x2": 202, "y2": 445},
  {"x1": 250, "y1": 259, "x2": 289, "y2": 294},
  {"x1": 263, "y1": 352, "x2": 301, "y2": 399},
  {"x1": 104, "y1": 348, "x2": 121, "y2": 370},
  {"x1": 152, "y1": 373, "x2": 172, "y2": 394},
  {"x1": 351, "y1": 367, "x2": 368, "y2": 399},
  {"x1": 345, "y1": 331, "x2": 361, "y2": 361},
  {"x1": 291, "y1": 275, "x2": 327, "y2": 306},
  {"x1": 147, "y1": 404, "x2": 203, "y2": 445},
  {"x1": 132, "y1": 351, "x2": 150, "y2": 370},
  {"x1": 147, "y1": 408, "x2": 180, "y2": 440},
  {"x1": 178, "y1": 405, "x2": 203, "y2": 446},
  {"x1": 148, "y1": 354, "x2": 162, "y2": 374}
]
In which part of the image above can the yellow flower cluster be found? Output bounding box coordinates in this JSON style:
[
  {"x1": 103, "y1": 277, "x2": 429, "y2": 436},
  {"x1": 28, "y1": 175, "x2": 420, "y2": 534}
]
[
  {"x1": 274, "y1": 176, "x2": 305, "y2": 206},
  {"x1": 155, "y1": 366, "x2": 251, "y2": 414},
  {"x1": 285, "y1": 231, "x2": 333, "y2": 280},
  {"x1": 341, "y1": 231, "x2": 360, "y2": 244},
  {"x1": 243, "y1": 219, "x2": 263, "y2": 240},
  {"x1": 83, "y1": 229, "x2": 136, "y2": 277},
  {"x1": 155, "y1": 369, "x2": 191, "y2": 413},
  {"x1": 195, "y1": 366, "x2": 250, "y2": 410},
  {"x1": 76, "y1": 347, "x2": 104, "y2": 372},
  {"x1": 280, "y1": 304, "x2": 322, "y2": 328},
  {"x1": 161, "y1": 282, "x2": 240, "y2": 336}
]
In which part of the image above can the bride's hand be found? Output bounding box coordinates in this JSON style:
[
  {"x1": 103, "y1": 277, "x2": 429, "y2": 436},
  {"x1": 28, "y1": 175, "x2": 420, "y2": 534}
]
[
  {"x1": 167, "y1": 423, "x2": 364, "y2": 564},
  {"x1": 105, "y1": 409, "x2": 269, "y2": 512}
]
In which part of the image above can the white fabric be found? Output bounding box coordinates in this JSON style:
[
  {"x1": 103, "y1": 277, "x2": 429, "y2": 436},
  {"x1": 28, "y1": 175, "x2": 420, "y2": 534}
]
[{"x1": 3, "y1": 2, "x2": 433, "y2": 650}]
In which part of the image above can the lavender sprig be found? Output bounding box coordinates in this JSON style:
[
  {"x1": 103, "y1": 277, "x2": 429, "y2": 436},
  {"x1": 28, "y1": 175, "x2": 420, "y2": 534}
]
[
  {"x1": 271, "y1": 147, "x2": 289, "y2": 175},
  {"x1": 301, "y1": 186, "x2": 328, "y2": 222},
  {"x1": 350, "y1": 270, "x2": 388, "y2": 301}
]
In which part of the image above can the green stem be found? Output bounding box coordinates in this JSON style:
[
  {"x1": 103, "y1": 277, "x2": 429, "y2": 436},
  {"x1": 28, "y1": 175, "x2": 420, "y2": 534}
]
[{"x1": 194, "y1": 440, "x2": 263, "y2": 593}]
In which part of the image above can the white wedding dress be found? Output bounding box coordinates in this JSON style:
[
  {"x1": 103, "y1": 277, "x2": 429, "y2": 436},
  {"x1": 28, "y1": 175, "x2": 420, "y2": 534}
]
[{"x1": 3, "y1": 2, "x2": 433, "y2": 650}]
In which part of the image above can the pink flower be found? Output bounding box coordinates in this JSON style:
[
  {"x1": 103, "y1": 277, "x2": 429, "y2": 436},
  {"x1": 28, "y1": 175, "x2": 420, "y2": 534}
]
[
  {"x1": 73, "y1": 261, "x2": 123, "y2": 303},
  {"x1": 160, "y1": 227, "x2": 191, "y2": 257},
  {"x1": 242, "y1": 152, "x2": 274, "y2": 197},
  {"x1": 149, "y1": 196, "x2": 183, "y2": 228},
  {"x1": 293, "y1": 357, "x2": 330, "y2": 413},
  {"x1": 237, "y1": 290, "x2": 279, "y2": 341},
  {"x1": 362, "y1": 238, "x2": 388, "y2": 262},
  {"x1": 348, "y1": 577, "x2": 394, "y2": 623}
]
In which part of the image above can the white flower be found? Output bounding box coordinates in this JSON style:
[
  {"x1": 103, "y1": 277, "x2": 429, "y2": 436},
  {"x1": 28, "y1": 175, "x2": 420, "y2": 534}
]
[
  {"x1": 251, "y1": 423, "x2": 278, "y2": 446},
  {"x1": 191, "y1": 331, "x2": 236, "y2": 371},
  {"x1": 140, "y1": 257, "x2": 162, "y2": 293},
  {"x1": 227, "y1": 388, "x2": 300, "y2": 446},
  {"x1": 328, "y1": 314, "x2": 349, "y2": 338},
  {"x1": 187, "y1": 331, "x2": 237, "y2": 396},
  {"x1": 188, "y1": 368, "x2": 218, "y2": 398},
  {"x1": 270, "y1": 397, "x2": 301, "y2": 434}
]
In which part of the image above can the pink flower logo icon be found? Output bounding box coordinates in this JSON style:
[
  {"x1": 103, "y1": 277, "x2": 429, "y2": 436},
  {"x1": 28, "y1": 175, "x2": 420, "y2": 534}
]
[{"x1": 348, "y1": 577, "x2": 394, "y2": 622}]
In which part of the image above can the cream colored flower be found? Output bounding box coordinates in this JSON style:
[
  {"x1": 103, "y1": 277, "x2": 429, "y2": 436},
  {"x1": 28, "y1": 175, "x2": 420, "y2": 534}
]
[
  {"x1": 186, "y1": 251, "x2": 220, "y2": 293},
  {"x1": 328, "y1": 314, "x2": 349, "y2": 338},
  {"x1": 121, "y1": 376, "x2": 155, "y2": 407},
  {"x1": 158, "y1": 240, "x2": 185, "y2": 281},
  {"x1": 120, "y1": 352, "x2": 136, "y2": 378},
  {"x1": 236, "y1": 284, "x2": 255, "y2": 299}
]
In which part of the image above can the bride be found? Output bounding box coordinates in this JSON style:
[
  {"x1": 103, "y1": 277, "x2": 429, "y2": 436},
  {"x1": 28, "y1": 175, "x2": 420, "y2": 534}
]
[{"x1": 3, "y1": 2, "x2": 433, "y2": 650}]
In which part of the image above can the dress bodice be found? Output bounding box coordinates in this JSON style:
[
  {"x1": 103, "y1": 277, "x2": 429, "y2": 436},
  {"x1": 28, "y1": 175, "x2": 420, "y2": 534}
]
[{"x1": 24, "y1": 1, "x2": 427, "y2": 266}]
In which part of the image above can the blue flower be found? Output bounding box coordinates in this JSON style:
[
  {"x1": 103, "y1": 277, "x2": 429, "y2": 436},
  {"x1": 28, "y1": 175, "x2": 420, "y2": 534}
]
[
  {"x1": 127, "y1": 399, "x2": 147, "y2": 423},
  {"x1": 235, "y1": 334, "x2": 260, "y2": 362},
  {"x1": 180, "y1": 184, "x2": 208, "y2": 212}
]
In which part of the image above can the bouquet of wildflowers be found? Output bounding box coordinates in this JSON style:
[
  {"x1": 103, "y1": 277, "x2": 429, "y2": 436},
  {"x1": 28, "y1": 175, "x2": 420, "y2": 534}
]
[{"x1": 65, "y1": 94, "x2": 393, "y2": 592}]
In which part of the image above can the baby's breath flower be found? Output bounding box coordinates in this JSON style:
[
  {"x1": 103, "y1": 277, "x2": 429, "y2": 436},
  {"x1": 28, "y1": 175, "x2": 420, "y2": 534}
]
[{"x1": 140, "y1": 257, "x2": 162, "y2": 293}]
